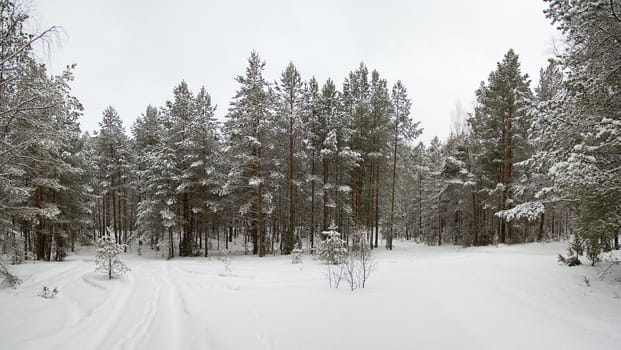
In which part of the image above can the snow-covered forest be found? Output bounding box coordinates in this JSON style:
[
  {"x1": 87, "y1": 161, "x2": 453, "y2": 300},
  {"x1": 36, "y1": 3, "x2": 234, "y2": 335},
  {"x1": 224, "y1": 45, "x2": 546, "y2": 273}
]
[{"x1": 1, "y1": 0, "x2": 620, "y2": 349}]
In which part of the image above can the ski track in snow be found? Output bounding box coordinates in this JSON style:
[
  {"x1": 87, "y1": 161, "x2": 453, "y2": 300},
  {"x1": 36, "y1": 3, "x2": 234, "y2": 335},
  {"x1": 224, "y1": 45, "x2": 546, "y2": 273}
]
[
  {"x1": 100, "y1": 261, "x2": 161, "y2": 350},
  {"x1": 1, "y1": 242, "x2": 621, "y2": 350}
]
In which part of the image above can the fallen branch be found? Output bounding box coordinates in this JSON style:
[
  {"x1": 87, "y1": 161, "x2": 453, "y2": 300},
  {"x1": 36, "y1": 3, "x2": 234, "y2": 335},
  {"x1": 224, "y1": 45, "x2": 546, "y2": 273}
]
[{"x1": 558, "y1": 253, "x2": 581, "y2": 266}]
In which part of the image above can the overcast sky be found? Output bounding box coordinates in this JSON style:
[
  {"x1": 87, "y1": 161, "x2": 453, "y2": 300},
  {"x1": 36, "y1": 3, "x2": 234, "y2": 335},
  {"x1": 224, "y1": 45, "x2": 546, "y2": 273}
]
[{"x1": 32, "y1": 0, "x2": 559, "y2": 144}]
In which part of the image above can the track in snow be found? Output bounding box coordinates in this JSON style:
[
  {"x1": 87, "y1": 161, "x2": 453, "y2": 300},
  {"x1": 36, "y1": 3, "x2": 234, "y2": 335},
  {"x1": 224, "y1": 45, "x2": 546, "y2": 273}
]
[{"x1": 1, "y1": 242, "x2": 620, "y2": 350}]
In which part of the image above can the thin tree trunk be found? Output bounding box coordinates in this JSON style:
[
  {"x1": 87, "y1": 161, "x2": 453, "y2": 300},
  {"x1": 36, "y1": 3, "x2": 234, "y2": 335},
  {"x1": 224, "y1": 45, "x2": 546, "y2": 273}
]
[
  {"x1": 112, "y1": 159, "x2": 119, "y2": 243},
  {"x1": 286, "y1": 111, "x2": 295, "y2": 254},
  {"x1": 168, "y1": 225, "x2": 174, "y2": 259},
  {"x1": 203, "y1": 215, "x2": 209, "y2": 256},
  {"x1": 367, "y1": 161, "x2": 374, "y2": 247},
  {"x1": 322, "y1": 157, "x2": 329, "y2": 230},
  {"x1": 310, "y1": 150, "x2": 316, "y2": 249},
  {"x1": 257, "y1": 142, "x2": 265, "y2": 257},
  {"x1": 438, "y1": 196, "x2": 442, "y2": 246},
  {"x1": 35, "y1": 187, "x2": 44, "y2": 260},
  {"x1": 418, "y1": 173, "x2": 423, "y2": 240},
  {"x1": 389, "y1": 127, "x2": 398, "y2": 250},
  {"x1": 374, "y1": 164, "x2": 379, "y2": 249},
  {"x1": 538, "y1": 212, "x2": 544, "y2": 242}
]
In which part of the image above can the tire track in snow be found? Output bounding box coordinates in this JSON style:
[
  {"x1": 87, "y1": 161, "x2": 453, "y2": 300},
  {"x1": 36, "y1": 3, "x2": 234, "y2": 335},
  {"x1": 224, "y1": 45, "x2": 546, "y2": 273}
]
[
  {"x1": 18, "y1": 261, "x2": 85, "y2": 292},
  {"x1": 91, "y1": 272, "x2": 136, "y2": 350},
  {"x1": 108, "y1": 261, "x2": 162, "y2": 350},
  {"x1": 46, "y1": 269, "x2": 136, "y2": 350},
  {"x1": 172, "y1": 263, "x2": 233, "y2": 350},
  {"x1": 135, "y1": 261, "x2": 189, "y2": 350},
  {"x1": 6, "y1": 261, "x2": 115, "y2": 350}
]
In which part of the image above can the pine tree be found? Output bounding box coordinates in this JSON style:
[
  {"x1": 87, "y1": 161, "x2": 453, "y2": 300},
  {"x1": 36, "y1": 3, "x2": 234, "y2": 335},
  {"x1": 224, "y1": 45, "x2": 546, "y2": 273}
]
[
  {"x1": 420, "y1": 137, "x2": 446, "y2": 245},
  {"x1": 96, "y1": 107, "x2": 131, "y2": 245},
  {"x1": 189, "y1": 87, "x2": 222, "y2": 257},
  {"x1": 1, "y1": 61, "x2": 83, "y2": 260},
  {"x1": 275, "y1": 62, "x2": 305, "y2": 254},
  {"x1": 468, "y1": 49, "x2": 533, "y2": 244},
  {"x1": 95, "y1": 233, "x2": 130, "y2": 280},
  {"x1": 441, "y1": 133, "x2": 474, "y2": 245},
  {"x1": 317, "y1": 79, "x2": 342, "y2": 232},
  {"x1": 0, "y1": 1, "x2": 83, "y2": 260},
  {"x1": 133, "y1": 106, "x2": 166, "y2": 251},
  {"x1": 367, "y1": 70, "x2": 391, "y2": 248},
  {"x1": 542, "y1": 0, "x2": 621, "y2": 251},
  {"x1": 387, "y1": 81, "x2": 421, "y2": 249},
  {"x1": 166, "y1": 81, "x2": 196, "y2": 257},
  {"x1": 303, "y1": 77, "x2": 322, "y2": 250},
  {"x1": 140, "y1": 130, "x2": 179, "y2": 259},
  {"x1": 224, "y1": 51, "x2": 275, "y2": 257},
  {"x1": 318, "y1": 223, "x2": 347, "y2": 264},
  {"x1": 344, "y1": 64, "x2": 371, "y2": 239},
  {"x1": 502, "y1": 61, "x2": 568, "y2": 242}
]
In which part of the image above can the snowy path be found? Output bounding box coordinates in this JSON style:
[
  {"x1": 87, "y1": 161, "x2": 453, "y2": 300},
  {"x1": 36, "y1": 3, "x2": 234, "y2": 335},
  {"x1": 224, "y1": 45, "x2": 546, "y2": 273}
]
[{"x1": 1, "y1": 242, "x2": 620, "y2": 350}]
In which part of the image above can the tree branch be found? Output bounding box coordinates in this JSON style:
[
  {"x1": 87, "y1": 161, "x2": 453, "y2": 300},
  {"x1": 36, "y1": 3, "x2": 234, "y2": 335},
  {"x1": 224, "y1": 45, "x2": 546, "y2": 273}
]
[
  {"x1": 0, "y1": 26, "x2": 59, "y2": 67},
  {"x1": 611, "y1": 0, "x2": 621, "y2": 23}
]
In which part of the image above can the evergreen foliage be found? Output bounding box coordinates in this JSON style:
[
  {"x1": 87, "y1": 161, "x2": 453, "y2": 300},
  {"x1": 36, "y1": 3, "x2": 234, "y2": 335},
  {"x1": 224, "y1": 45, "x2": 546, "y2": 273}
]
[
  {"x1": 38, "y1": 285, "x2": 58, "y2": 299},
  {"x1": 318, "y1": 223, "x2": 347, "y2": 264},
  {"x1": 95, "y1": 234, "x2": 130, "y2": 280},
  {"x1": 291, "y1": 243, "x2": 303, "y2": 264},
  {"x1": 3, "y1": 0, "x2": 619, "y2": 265}
]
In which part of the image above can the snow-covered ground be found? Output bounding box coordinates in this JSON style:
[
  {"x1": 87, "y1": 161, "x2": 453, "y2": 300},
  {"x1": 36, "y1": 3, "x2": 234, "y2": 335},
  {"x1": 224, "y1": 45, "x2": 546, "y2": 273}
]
[{"x1": 1, "y1": 241, "x2": 620, "y2": 350}]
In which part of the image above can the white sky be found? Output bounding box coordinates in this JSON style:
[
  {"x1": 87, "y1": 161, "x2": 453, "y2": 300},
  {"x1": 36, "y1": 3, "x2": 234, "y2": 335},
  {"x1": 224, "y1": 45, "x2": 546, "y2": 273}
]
[{"x1": 32, "y1": 0, "x2": 559, "y2": 144}]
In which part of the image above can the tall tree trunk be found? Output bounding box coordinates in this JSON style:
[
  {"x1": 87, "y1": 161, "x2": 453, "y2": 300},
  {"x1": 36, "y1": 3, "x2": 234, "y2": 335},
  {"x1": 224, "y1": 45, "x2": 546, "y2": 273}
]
[
  {"x1": 310, "y1": 150, "x2": 316, "y2": 249},
  {"x1": 505, "y1": 108, "x2": 513, "y2": 243},
  {"x1": 121, "y1": 186, "x2": 128, "y2": 251},
  {"x1": 388, "y1": 127, "x2": 399, "y2": 250},
  {"x1": 258, "y1": 181, "x2": 265, "y2": 257},
  {"x1": 472, "y1": 193, "x2": 478, "y2": 246},
  {"x1": 374, "y1": 162, "x2": 379, "y2": 249},
  {"x1": 257, "y1": 143, "x2": 265, "y2": 257},
  {"x1": 112, "y1": 173, "x2": 118, "y2": 242},
  {"x1": 418, "y1": 173, "x2": 423, "y2": 240},
  {"x1": 537, "y1": 212, "x2": 544, "y2": 242},
  {"x1": 168, "y1": 226, "x2": 174, "y2": 259},
  {"x1": 286, "y1": 121, "x2": 295, "y2": 254},
  {"x1": 34, "y1": 187, "x2": 44, "y2": 260},
  {"x1": 181, "y1": 192, "x2": 193, "y2": 256},
  {"x1": 105, "y1": 193, "x2": 110, "y2": 235},
  {"x1": 322, "y1": 157, "x2": 329, "y2": 230},
  {"x1": 204, "y1": 214, "x2": 209, "y2": 257},
  {"x1": 367, "y1": 161, "x2": 374, "y2": 247},
  {"x1": 357, "y1": 168, "x2": 363, "y2": 228},
  {"x1": 438, "y1": 196, "x2": 442, "y2": 246}
]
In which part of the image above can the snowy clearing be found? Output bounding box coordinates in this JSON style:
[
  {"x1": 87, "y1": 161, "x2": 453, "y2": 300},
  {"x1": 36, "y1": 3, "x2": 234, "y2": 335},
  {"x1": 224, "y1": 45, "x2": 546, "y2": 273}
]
[{"x1": 1, "y1": 241, "x2": 620, "y2": 350}]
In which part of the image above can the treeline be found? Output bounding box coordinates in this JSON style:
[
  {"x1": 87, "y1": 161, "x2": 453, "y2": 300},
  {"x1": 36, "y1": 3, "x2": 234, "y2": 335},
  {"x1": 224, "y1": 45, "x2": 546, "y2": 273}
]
[
  {"x1": 88, "y1": 53, "x2": 422, "y2": 259},
  {"x1": 1, "y1": 0, "x2": 619, "y2": 262},
  {"x1": 0, "y1": 0, "x2": 423, "y2": 259}
]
